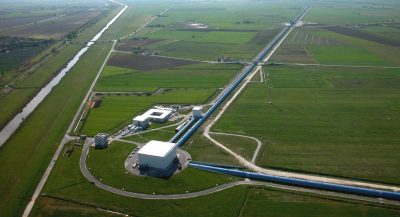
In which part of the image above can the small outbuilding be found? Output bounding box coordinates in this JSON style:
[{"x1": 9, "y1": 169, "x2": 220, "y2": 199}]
[
  {"x1": 94, "y1": 133, "x2": 108, "y2": 149},
  {"x1": 133, "y1": 115, "x2": 150, "y2": 129},
  {"x1": 137, "y1": 140, "x2": 177, "y2": 170},
  {"x1": 192, "y1": 106, "x2": 203, "y2": 119}
]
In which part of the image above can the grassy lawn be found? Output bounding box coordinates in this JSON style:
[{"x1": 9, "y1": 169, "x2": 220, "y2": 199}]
[
  {"x1": 271, "y1": 27, "x2": 400, "y2": 66},
  {"x1": 0, "y1": 43, "x2": 113, "y2": 217},
  {"x1": 304, "y1": 5, "x2": 400, "y2": 25},
  {"x1": 86, "y1": 140, "x2": 237, "y2": 194},
  {"x1": 144, "y1": 29, "x2": 256, "y2": 44},
  {"x1": 35, "y1": 143, "x2": 399, "y2": 217},
  {"x1": 211, "y1": 134, "x2": 258, "y2": 162},
  {"x1": 82, "y1": 88, "x2": 215, "y2": 136},
  {"x1": 214, "y1": 66, "x2": 400, "y2": 184},
  {"x1": 310, "y1": 45, "x2": 392, "y2": 65},
  {"x1": 240, "y1": 187, "x2": 400, "y2": 217},
  {"x1": 125, "y1": 125, "x2": 177, "y2": 143},
  {"x1": 95, "y1": 64, "x2": 241, "y2": 92}
]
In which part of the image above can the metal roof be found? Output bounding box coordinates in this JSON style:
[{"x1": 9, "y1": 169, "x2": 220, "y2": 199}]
[{"x1": 138, "y1": 140, "x2": 176, "y2": 157}]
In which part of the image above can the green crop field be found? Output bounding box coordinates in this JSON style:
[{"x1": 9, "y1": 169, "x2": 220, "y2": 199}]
[
  {"x1": 144, "y1": 29, "x2": 256, "y2": 44},
  {"x1": 82, "y1": 88, "x2": 215, "y2": 136},
  {"x1": 0, "y1": 42, "x2": 113, "y2": 217},
  {"x1": 0, "y1": 6, "x2": 122, "y2": 128},
  {"x1": 2, "y1": 0, "x2": 400, "y2": 216},
  {"x1": 214, "y1": 66, "x2": 400, "y2": 184},
  {"x1": 95, "y1": 64, "x2": 241, "y2": 92},
  {"x1": 272, "y1": 27, "x2": 400, "y2": 66}
]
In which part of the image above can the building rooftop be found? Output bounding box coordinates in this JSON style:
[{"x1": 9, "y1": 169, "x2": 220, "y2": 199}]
[
  {"x1": 143, "y1": 108, "x2": 172, "y2": 120},
  {"x1": 133, "y1": 115, "x2": 148, "y2": 122},
  {"x1": 193, "y1": 106, "x2": 203, "y2": 111},
  {"x1": 138, "y1": 140, "x2": 176, "y2": 157}
]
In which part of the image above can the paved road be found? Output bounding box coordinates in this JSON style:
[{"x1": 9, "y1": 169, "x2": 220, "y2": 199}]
[
  {"x1": 21, "y1": 1, "x2": 126, "y2": 215},
  {"x1": 203, "y1": 8, "x2": 400, "y2": 194},
  {"x1": 265, "y1": 62, "x2": 400, "y2": 69},
  {"x1": 209, "y1": 132, "x2": 262, "y2": 163},
  {"x1": 79, "y1": 140, "x2": 400, "y2": 206}
]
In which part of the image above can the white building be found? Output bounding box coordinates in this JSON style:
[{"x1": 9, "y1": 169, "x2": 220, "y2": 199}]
[
  {"x1": 192, "y1": 106, "x2": 203, "y2": 119},
  {"x1": 137, "y1": 140, "x2": 177, "y2": 170},
  {"x1": 133, "y1": 108, "x2": 173, "y2": 129},
  {"x1": 142, "y1": 108, "x2": 173, "y2": 123},
  {"x1": 94, "y1": 133, "x2": 108, "y2": 149},
  {"x1": 133, "y1": 115, "x2": 149, "y2": 129}
]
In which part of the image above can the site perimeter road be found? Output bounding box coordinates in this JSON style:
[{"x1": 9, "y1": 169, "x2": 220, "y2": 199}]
[
  {"x1": 78, "y1": 139, "x2": 400, "y2": 206},
  {"x1": 203, "y1": 8, "x2": 400, "y2": 195},
  {"x1": 21, "y1": 2, "x2": 183, "y2": 216}
]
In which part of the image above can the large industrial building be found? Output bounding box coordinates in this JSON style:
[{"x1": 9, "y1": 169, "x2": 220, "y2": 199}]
[
  {"x1": 137, "y1": 140, "x2": 177, "y2": 170},
  {"x1": 132, "y1": 108, "x2": 173, "y2": 129}
]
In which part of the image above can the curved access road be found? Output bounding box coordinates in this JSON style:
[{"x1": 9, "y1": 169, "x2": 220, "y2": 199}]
[
  {"x1": 202, "y1": 10, "x2": 400, "y2": 193},
  {"x1": 79, "y1": 140, "x2": 400, "y2": 206},
  {"x1": 208, "y1": 131, "x2": 262, "y2": 164}
]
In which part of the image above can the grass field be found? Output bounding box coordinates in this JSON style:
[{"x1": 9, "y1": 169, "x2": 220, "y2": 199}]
[
  {"x1": 95, "y1": 64, "x2": 240, "y2": 92},
  {"x1": 0, "y1": 42, "x2": 112, "y2": 217},
  {"x1": 152, "y1": 1, "x2": 301, "y2": 30},
  {"x1": 0, "y1": 6, "x2": 122, "y2": 128},
  {"x1": 86, "y1": 140, "x2": 238, "y2": 194},
  {"x1": 82, "y1": 88, "x2": 215, "y2": 136},
  {"x1": 305, "y1": 4, "x2": 400, "y2": 25},
  {"x1": 32, "y1": 143, "x2": 399, "y2": 217},
  {"x1": 125, "y1": 125, "x2": 176, "y2": 143},
  {"x1": 271, "y1": 27, "x2": 400, "y2": 66},
  {"x1": 211, "y1": 134, "x2": 258, "y2": 162},
  {"x1": 143, "y1": 29, "x2": 256, "y2": 44},
  {"x1": 214, "y1": 66, "x2": 400, "y2": 184}
]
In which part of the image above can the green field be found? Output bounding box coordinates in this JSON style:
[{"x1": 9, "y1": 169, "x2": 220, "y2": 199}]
[
  {"x1": 271, "y1": 27, "x2": 400, "y2": 66},
  {"x1": 211, "y1": 134, "x2": 258, "y2": 162},
  {"x1": 125, "y1": 125, "x2": 177, "y2": 143},
  {"x1": 152, "y1": 1, "x2": 301, "y2": 30},
  {"x1": 32, "y1": 144, "x2": 399, "y2": 217},
  {"x1": 82, "y1": 88, "x2": 215, "y2": 135},
  {"x1": 0, "y1": 6, "x2": 122, "y2": 128},
  {"x1": 86, "y1": 141, "x2": 237, "y2": 194},
  {"x1": 0, "y1": 42, "x2": 112, "y2": 217},
  {"x1": 214, "y1": 66, "x2": 400, "y2": 184},
  {"x1": 95, "y1": 64, "x2": 241, "y2": 92},
  {"x1": 144, "y1": 29, "x2": 256, "y2": 44}
]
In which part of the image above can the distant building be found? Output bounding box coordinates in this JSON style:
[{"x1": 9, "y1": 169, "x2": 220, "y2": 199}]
[
  {"x1": 137, "y1": 140, "x2": 177, "y2": 170},
  {"x1": 132, "y1": 108, "x2": 173, "y2": 129},
  {"x1": 94, "y1": 133, "x2": 108, "y2": 149},
  {"x1": 133, "y1": 115, "x2": 150, "y2": 129},
  {"x1": 192, "y1": 106, "x2": 203, "y2": 119}
]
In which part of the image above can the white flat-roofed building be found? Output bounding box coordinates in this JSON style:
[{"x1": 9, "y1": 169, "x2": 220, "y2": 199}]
[
  {"x1": 142, "y1": 108, "x2": 173, "y2": 123},
  {"x1": 133, "y1": 115, "x2": 149, "y2": 129},
  {"x1": 138, "y1": 140, "x2": 177, "y2": 170},
  {"x1": 133, "y1": 108, "x2": 173, "y2": 129}
]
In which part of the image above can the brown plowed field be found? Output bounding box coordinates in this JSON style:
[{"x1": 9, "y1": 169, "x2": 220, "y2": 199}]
[
  {"x1": 108, "y1": 54, "x2": 198, "y2": 71},
  {"x1": 323, "y1": 26, "x2": 400, "y2": 46}
]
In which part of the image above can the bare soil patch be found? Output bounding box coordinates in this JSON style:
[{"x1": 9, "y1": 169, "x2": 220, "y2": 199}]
[
  {"x1": 108, "y1": 54, "x2": 198, "y2": 71},
  {"x1": 323, "y1": 26, "x2": 400, "y2": 46}
]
